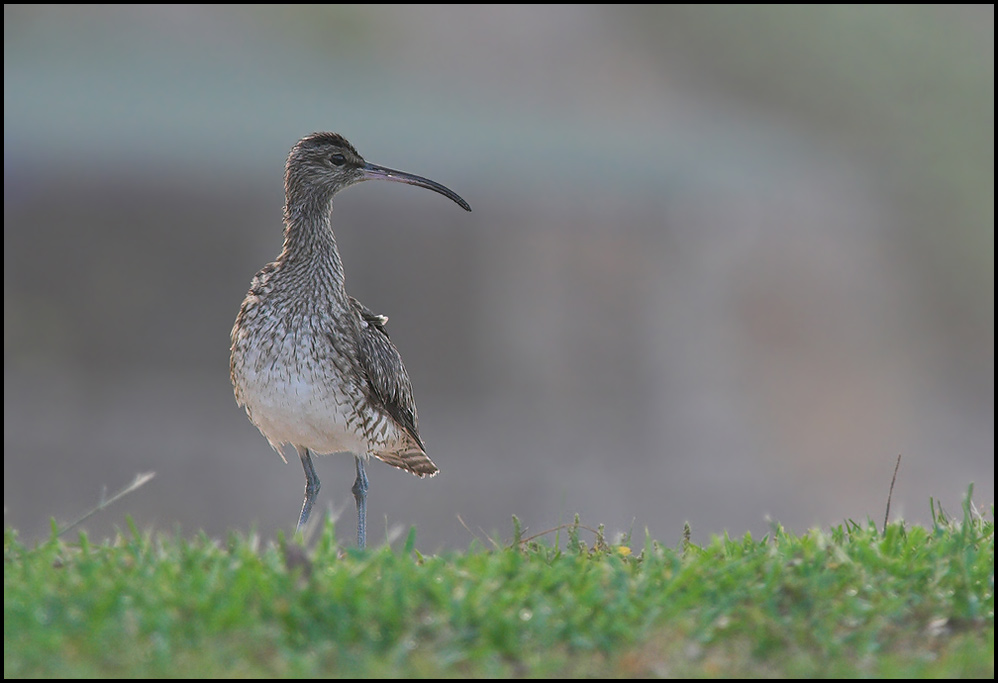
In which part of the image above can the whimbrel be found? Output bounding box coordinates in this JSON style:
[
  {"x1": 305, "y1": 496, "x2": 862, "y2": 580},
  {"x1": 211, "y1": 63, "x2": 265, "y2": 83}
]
[{"x1": 230, "y1": 132, "x2": 471, "y2": 548}]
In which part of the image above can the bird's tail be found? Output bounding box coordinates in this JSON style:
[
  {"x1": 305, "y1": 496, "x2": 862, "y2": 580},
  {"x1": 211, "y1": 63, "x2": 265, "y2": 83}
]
[{"x1": 373, "y1": 447, "x2": 439, "y2": 478}]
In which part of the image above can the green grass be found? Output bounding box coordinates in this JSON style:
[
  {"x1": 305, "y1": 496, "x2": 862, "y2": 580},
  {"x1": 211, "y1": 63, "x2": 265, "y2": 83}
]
[{"x1": 4, "y1": 489, "x2": 993, "y2": 677}]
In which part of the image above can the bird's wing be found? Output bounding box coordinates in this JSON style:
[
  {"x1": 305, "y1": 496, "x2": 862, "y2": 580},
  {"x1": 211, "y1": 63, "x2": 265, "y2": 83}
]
[{"x1": 349, "y1": 296, "x2": 424, "y2": 451}]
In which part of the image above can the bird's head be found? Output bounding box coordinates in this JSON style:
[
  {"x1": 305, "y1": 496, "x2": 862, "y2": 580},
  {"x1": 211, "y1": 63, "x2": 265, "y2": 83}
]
[{"x1": 285, "y1": 132, "x2": 471, "y2": 214}]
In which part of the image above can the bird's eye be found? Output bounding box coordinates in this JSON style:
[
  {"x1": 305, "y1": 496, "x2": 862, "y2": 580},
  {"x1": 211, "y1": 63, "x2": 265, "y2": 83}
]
[{"x1": 329, "y1": 153, "x2": 347, "y2": 166}]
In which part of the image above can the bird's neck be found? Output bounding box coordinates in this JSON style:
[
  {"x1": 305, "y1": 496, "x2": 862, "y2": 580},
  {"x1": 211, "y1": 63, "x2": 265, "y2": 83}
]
[{"x1": 279, "y1": 198, "x2": 348, "y2": 296}]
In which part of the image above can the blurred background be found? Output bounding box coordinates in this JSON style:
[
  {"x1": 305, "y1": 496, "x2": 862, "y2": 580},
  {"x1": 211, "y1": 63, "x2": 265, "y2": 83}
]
[{"x1": 4, "y1": 5, "x2": 993, "y2": 550}]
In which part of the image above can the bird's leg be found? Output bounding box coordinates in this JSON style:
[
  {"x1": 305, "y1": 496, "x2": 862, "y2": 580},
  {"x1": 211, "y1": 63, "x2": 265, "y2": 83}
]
[
  {"x1": 351, "y1": 456, "x2": 370, "y2": 549},
  {"x1": 296, "y1": 448, "x2": 321, "y2": 534}
]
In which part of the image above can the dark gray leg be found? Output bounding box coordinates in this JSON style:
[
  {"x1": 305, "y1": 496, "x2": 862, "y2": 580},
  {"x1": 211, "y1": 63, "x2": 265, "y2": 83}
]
[
  {"x1": 296, "y1": 447, "x2": 320, "y2": 533},
  {"x1": 351, "y1": 456, "x2": 370, "y2": 549}
]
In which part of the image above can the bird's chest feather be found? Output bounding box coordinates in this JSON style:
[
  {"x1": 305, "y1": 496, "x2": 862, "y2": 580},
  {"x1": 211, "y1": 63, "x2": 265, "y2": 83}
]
[{"x1": 232, "y1": 302, "x2": 370, "y2": 454}]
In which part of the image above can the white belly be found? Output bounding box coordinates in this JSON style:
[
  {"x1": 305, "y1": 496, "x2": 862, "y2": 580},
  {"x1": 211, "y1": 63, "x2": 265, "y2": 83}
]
[{"x1": 232, "y1": 328, "x2": 371, "y2": 458}]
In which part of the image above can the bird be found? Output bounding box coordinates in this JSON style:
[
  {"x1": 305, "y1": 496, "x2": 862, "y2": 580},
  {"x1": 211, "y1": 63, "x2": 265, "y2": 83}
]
[{"x1": 230, "y1": 132, "x2": 471, "y2": 549}]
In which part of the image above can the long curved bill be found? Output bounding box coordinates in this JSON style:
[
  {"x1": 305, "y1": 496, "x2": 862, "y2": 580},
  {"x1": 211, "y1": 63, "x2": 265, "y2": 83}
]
[{"x1": 361, "y1": 162, "x2": 472, "y2": 212}]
